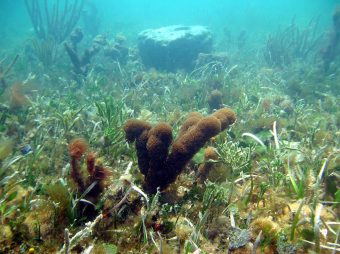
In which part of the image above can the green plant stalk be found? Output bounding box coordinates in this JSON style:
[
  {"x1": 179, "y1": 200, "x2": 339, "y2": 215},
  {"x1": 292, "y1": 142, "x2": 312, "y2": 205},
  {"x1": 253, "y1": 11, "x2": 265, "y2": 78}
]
[
  {"x1": 244, "y1": 173, "x2": 254, "y2": 206},
  {"x1": 290, "y1": 198, "x2": 305, "y2": 241},
  {"x1": 287, "y1": 157, "x2": 304, "y2": 199},
  {"x1": 314, "y1": 204, "x2": 323, "y2": 253}
]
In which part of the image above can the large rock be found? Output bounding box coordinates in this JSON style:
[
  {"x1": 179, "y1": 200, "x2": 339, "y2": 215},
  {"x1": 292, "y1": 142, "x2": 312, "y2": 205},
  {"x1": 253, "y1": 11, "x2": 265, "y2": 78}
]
[{"x1": 138, "y1": 25, "x2": 212, "y2": 71}]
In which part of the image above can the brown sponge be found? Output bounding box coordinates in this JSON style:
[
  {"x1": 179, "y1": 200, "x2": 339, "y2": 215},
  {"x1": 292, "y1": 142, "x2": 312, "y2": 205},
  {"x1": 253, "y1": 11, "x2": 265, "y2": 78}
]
[
  {"x1": 208, "y1": 89, "x2": 223, "y2": 111},
  {"x1": 124, "y1": 119, "x2": 152, "y2": 175},
  {"x1": 212, "y1": 108, "x2": 236, "y2": 130},
  {"x1": 124, "y1": 119, "x2": 151, "y2": 142},
  {"x1": 144, "y1": 123, "x2": 173, "y2": 193},
  {"x1": 165, "y1": 116, "x2": 221, "y2": 185},
  {"x1": 68, "y1": 139, "x2": 111, "y2": 220},
  {"x1": 68, "y1": 138, "x2": 88, "y2": 191},
  {"x1": 197, "y1": 146, "x2": 219, "y2": 183},
  {"x1": 177, "y1": 112, "x2": 203, "y2": 137},
  {"x1": 69, "y1": 138, "x2": 88, "y2": 159},
  {"x1": 124, "y1": 108, "x2": 236, "y2": 193}
]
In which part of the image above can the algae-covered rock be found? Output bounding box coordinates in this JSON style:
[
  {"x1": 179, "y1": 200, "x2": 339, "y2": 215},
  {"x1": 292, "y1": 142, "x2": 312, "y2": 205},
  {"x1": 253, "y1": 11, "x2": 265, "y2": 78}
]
[
  {"x1": 206, "y1": 164, "x2": 230, "y2": 183},
  {"x1": 0, "y1": 138, "x2": 14, "y2": 160},
  {"x1": 0, "y1": 225, "x2": 13, "y2": 244},
  {"x1": 138, "y1": 25, "x2": 212, "y2": 71},
  {"x1": 22, "y1": 199, "x2": 54, "y2": 240},
  {"x1": 228, "y1": 227, "x2": 251, "y2": 250},
  {"x1": 206, "y1": 215, "x2": 229, "y2": 241},
  {"x1": 277, "y1": 239, "x2": 297, "y2": 254},
  {"x1": 250, "y1": 216, "x2": 280, "y2": 243},
  {"x1": 195, "y1": 52, "x2": 229, "y2": 68},
  {"x1": 6, "y1": 185, "x2": 33, "y2": 207},
  {"x1": 173, "y1": 217, "x2": 193, "y2": 241}
]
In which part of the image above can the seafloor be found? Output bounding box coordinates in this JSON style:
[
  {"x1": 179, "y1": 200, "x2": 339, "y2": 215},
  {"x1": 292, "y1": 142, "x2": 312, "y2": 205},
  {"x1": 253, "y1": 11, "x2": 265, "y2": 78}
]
[{"x1": 0, "y1": 3, "x2": 339, "y2": 254}]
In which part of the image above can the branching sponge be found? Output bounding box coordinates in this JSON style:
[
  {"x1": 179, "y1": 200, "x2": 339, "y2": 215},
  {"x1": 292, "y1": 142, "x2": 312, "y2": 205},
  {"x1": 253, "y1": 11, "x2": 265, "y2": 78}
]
[{"x1": 124, "y1": 108, "x2": 236, "y2": 193}]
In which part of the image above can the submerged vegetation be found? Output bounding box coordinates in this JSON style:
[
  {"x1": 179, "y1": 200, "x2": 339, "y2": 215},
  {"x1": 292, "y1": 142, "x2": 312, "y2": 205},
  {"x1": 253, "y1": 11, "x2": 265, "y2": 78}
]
[{"x1": 0, "y1": 1, "x2": 339, "y2": 254}]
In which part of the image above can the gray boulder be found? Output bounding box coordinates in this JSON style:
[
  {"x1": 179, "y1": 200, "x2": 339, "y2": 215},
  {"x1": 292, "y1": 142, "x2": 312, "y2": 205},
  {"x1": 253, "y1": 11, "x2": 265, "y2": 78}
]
[{"x1": 138, "y1": 25, "x2": 212, "y2": 71}]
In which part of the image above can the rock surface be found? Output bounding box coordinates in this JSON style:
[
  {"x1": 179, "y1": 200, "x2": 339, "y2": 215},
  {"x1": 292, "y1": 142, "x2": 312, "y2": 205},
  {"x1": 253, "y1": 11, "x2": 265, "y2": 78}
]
[
  {"x1": 227, "y1": 227, "x2": 251, "y2": 250},
  {"x1": 138, "y1": 25, "x2": 212, "y2": 71},
  {"x1": 195, "y1": 52, "x2": 229, "y2": 68}
]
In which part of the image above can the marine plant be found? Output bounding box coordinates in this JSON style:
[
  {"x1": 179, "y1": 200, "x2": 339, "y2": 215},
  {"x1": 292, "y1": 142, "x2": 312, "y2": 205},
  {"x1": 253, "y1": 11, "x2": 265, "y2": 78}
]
[
  {"x1": 104, "y1": 34, "x2": 129, "y2": 64},
  {"x1": 207, "y1": 89, "x2": 223, "y2": 112},
  {"x1": 0, "y1": 180, "x2": 21, "y2": 224},
  {"x1": 94, "y1": 97, "x2": 128, "y2": 160},
  {"x1": 263, "y1": 18, "x2": 322, "y2": 68},
  {"x1": 197, "y1": 146, "x2": 219, "y2": 183},
  {"x1": 54, "y1": 105, "x2": 86, "y2": 139},
  {"x1": 9, "y1": 83, "x2": 31, "y2": 110},
  {"x1": 124, "y1": 108, "x2": 236, "y2": 194},
  {"x1": 321, "y1": 6, "x2": 340, "y2": 71},
  {"x1": 0, "y1": 54, "x2": 19, "y2": 94},
  {"x1": 24, "y1": 0, "x2": 85, "y2": 43},
  {"x1": 21, "y1": 144, "x2": 44, "y2": 187},
  {"x1": 30, "y1": 38, "x2": 58, "y2": 68},
  {"x1": 64, "y1": 30, "x2": 106, "y2": 75},
  {"x1": 68, "y1": 138, "x2": 111, "y2": 220}
]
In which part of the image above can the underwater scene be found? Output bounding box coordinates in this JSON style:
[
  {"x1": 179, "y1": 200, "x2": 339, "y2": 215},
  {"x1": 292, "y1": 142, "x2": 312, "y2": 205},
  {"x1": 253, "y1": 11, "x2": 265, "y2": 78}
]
[{"x1": 0, "y1": 0, "x2": 340, "y2": 253}]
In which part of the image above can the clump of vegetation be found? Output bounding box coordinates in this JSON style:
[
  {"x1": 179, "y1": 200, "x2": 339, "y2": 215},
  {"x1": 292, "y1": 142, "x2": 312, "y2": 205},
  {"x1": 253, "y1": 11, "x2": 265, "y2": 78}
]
[{"x1": 68, "y1": 138, "x2": 111, "y2": 220}]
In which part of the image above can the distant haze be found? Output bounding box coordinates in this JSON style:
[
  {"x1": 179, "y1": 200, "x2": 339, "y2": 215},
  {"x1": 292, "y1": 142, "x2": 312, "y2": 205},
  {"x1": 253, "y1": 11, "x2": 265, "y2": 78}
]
[{"x1": 0, "y1": 0, "x2": 338, "y2": 48}]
